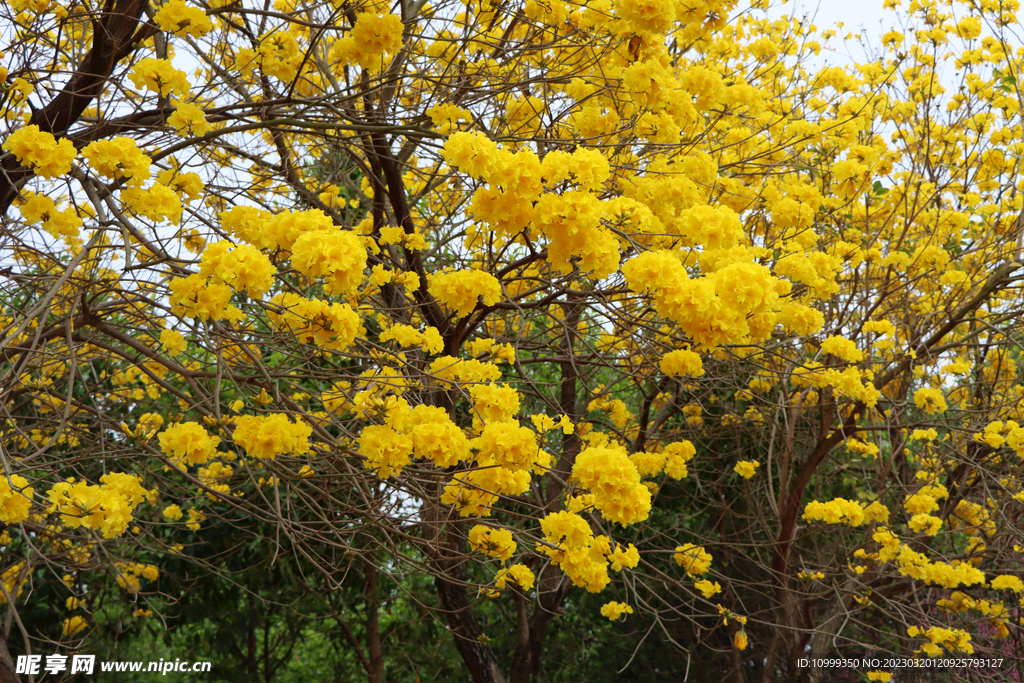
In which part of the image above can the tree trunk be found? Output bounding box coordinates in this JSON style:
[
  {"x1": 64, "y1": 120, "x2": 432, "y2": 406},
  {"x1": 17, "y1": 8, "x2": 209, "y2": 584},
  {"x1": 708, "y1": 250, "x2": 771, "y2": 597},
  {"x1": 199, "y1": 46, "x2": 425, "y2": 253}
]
[
  {"x1": 0, "y1": 631, "x2": 17, "y2": 683},
  {"x1": 433, "y1": 570, "x2": 505, "y2": 683},
  {"x1": 364, "y1": 553, "x2": 384, "y2": 683}
]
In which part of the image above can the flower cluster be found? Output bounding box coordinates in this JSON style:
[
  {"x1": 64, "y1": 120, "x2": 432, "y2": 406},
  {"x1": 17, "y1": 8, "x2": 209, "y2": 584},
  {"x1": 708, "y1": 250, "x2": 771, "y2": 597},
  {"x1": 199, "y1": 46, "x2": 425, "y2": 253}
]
[
  {"x1": 169, "y1": 274, "x2": 241, "y2": 321},
  {"x1": 907, "y1": 625, "x2": 973, "y2": 658},
  {"x1": 121, "y1": 184, "x2": 183, "y2": 224},
  {"x1": 200, "y1": 241, "x2": 276, "y2": 297},
  {"x1": 233, "y1": 414, "x2": 313, "y2": 460},
  {"x1": 128, "y1": 58, "x2": 190, "y2": 97},
  {"x1": 388, "y1": 403, "x2": 471, "y2": 468},
  {"x1": 46, "y1": 473, "x2": 151, "y2": 538},
  {"x1": 734, "y1": 460, "x2": 760, "y2": 478},
  {"x1": 358, "y1": 425, "x2": 413, "y2": 479},
  {"x1": 290, "y1": 228, "x2": 367, "y2": 296},
  {"x1": 168, "y1": 101, "x2": 213, "y2": 137},
  {"x1": 379, "y1": 324, "x2": 444, "y2": 354},
  {"x1": 494, "y1": 564, "x2": 535, "y2": 591},
  {"x1": 469, "y1": 384, "x2": 521, "y2": 427},
  {"x1": 468, "y1": 525, "x2": 517, "y2": 561},
  {"x1": 441, "y1": 466, "x2": 530, "y2": 516},
  {"x1": 269, "y1": 293, "x2": 361, "y2": 351},
  {"x1": 474, "y1": 421, "x2": 538, "y2": 470},
  {"x1": 660, "y1": 348, "x2": 704, "y2": 377},
  {"x1": 331, "y1": 12, "x2": 404, "y2": 70},
  {"x1": 914, "y1": 387, "x2": 948, "y2": 415},
  {"x1": 623, "y1": 250, "x2": 781, "y2": 349},
  {"x1": 428, "y1": 356, "x2": 502, "y2": 387},
  {"x1": 803, "y1": 498, "x2": 889, "y2": 526},
  {"x1": 2, "y1": 125, "x2": 76, "y2": 178},
  {"x1": 674, "y1": 543, "x2": 712, "y2": 576},
  {"x1": 821, "y1": 335, "x2": 864, "y2": 363},
  {"x1": 82, "y1": 137, "x2": 152, "y2": 185},
  {"x1": 429, "y1": 269, "x2": 502, "y2": 317},
  {"x1": 571, "y1": 447, "x2": 651, "y2": 525},
  {"x1": 0, "y1": 475, "x2": 34, "y2": 524},
  {"x1": 600, "y1": 601, "x2": 634, "y2": 621},
  {"x1": 17, "y1": 193, "x2": 82, "y2": 239},
  {"x1": 154, "y1": 0, "x2": 213, "y2": 36},
  {"x1": 159, "y1": 422, "x2": 220, "y2": 467}
]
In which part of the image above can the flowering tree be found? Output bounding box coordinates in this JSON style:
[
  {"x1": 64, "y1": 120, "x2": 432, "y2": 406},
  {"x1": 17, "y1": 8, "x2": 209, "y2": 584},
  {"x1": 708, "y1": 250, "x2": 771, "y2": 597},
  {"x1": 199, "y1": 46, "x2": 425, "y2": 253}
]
[{"x1": 2, "y1": 0, "x2": 1024, "y2": 680}]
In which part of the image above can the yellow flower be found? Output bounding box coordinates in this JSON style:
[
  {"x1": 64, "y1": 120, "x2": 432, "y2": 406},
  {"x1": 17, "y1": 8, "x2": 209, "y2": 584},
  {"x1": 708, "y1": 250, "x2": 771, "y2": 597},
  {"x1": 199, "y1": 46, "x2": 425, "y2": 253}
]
[
  {"x1": 158, "y1": 422, "x2": 220, "y2": 467},
  {"x1": 428, "y1": 269, "x2": 503, "y2": 318},
  {"x1": 186, "y1": 507, "x2": 206, "y2": 530},
  {"x1": 289, "y1": 229, "x2": 366, "y2": 296},
  {"x1": 121, "y1": 183, "x2": 183, "y2": 224},
  {"x1": 82, "y1": 137, "x2": 151, "y2": 186},
  {"x1": 660, "y1": 349, "x2": 704, "y2": 377},
  {"x1": 821, "y1": 335, "x2": 863, "y2": 363},
  {"x1": 62, "y1": 616, "x2": 87, "y2": 637},
  {"x1": 991, "y1": 575, "x2": 1024, "y2": 593},
  {"x1": 233, "y1": 414, "x2": 312, "y2": 460},
  {"x1": 0, "y1": 475, "x2": 34, "y2": 524},
  {"x1": 330, "y1": 12, "x2": 404, "y2": 70},
  {"x1": 160, "y1": 329, "x2": 187, "y2": 357},
  {"x1": 495, "y1": 564, "x2": 535, "y2": 591},
  {"x1": 2, "y1": 125, "x2": 76, "y2": 178},
  {"x1": 469, "y1": 525, "x2": 517, "y2": 561},
  {"x1": 153, "y1": 0, "x2": 213, "y2": 36},
  {"x1": 358, "y1": 425, "x2": 413, "y2": 479},
  {"x1": 694, "y1": 579, "x2": 722, "y2": 598},
  {"x1": 167, "y1": 101, "x2": 213, "y2": 137},
  {"x1": 599, "y1": 601, "x2": 634, "y2": 621},
  {"x1": 674, "y1": 543, "x2": 712, "y2": 576},
  {"x1": 128, "y1": 58, "x2": 190, "y2": 98},
  {"x1": 734, "y1": 460, "x2": 759, "y2": 479},
  {"x1": 914, "y1": 387, "x2": 948, "y2": 415},
  {"x1": 734, "y1": 630, "x2": 748, "y2": 650},
  {"x1": 609, "y1": 543, "x2": 640, "y2": 571}
]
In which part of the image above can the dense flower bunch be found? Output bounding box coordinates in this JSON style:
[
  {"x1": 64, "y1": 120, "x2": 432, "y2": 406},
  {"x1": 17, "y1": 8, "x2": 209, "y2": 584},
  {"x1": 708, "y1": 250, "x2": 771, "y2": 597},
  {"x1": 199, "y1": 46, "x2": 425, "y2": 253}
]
[
  {"x1": 268, "y1": 293, "x2": 361, "y2": 351},
  {"x1": 232, "y1": 414, "x2": 313, "y2": 460},
  {"x1": 0, "y1": 475, "x2": 34, "y2": 524},
  {"x1": 571, "y1": 447, "x2": 651, "y2": 525},
  {"x1": 128, "y1": 59, "x2": 190, "y2": 97},
  {"x1": 2, "y1": 126, "x2": 75, "y2": 178},
  {"x1": 46, "y1": 473, "x2": 152, "y2": 538},
  {"x1": 153, "y1": 0, "x2": 213, "y2": 36},
  {"x1": 428, "y1": 269, "x2": 502, "y2": 317},
  {"x1": 158, "y1": 422, "x2": 221, "y2": 467}
]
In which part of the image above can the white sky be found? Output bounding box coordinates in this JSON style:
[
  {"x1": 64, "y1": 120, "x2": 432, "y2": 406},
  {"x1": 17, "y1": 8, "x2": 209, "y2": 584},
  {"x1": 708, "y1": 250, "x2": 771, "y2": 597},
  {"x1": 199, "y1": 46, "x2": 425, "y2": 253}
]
[
  {"x1": 768, "y1": 0, "x2": 896, "y2": 66},
  {"x1": 770, "y1": 0, "x2": 892, "y2": 31}
]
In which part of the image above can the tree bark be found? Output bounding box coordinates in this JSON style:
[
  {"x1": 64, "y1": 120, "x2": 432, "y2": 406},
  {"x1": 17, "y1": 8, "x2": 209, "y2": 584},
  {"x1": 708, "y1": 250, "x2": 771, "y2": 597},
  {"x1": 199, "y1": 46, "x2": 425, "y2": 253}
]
[
  {"x1": 0, "y1": 631, "x2": 17, "y2": 683},
  {"x1": 433, "y1": 567, "x2": 506, "y2": 683},
  {"x1": 364, "y1": 553, "x2": 384, "y2": 683}
]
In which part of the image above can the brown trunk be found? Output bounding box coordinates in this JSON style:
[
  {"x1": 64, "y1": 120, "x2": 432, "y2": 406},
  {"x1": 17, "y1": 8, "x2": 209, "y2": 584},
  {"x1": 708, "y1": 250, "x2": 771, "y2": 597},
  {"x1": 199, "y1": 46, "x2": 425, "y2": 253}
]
[
  {"x1": 433, "y1": 571, "x2": 505, "y2": 683},
  {"x1": 508, "y1": 593, "x2": 531, "y2": 683},
  {"x1": 364, "y1": 554, "x2": 384, "y2": 683},
  {"x1": 509, "y1": 301, "x2": 583, "y2": 682},
  {"x1": 422, "y1": 475, "x2": 504, "y2": 683},
  {"x1": 246, "y1": 603, "x2": 259, "y2": 681},
  {"x1": 0, "y1": 631, "x2": 16, "y2": 683}
]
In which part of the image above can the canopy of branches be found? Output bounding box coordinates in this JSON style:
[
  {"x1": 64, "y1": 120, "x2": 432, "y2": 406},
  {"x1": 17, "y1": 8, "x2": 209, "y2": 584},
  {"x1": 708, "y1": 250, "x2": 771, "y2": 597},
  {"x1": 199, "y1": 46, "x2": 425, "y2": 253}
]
[{"x1": 1, "y1": 0, "x2": 1024, "y2": 680}]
